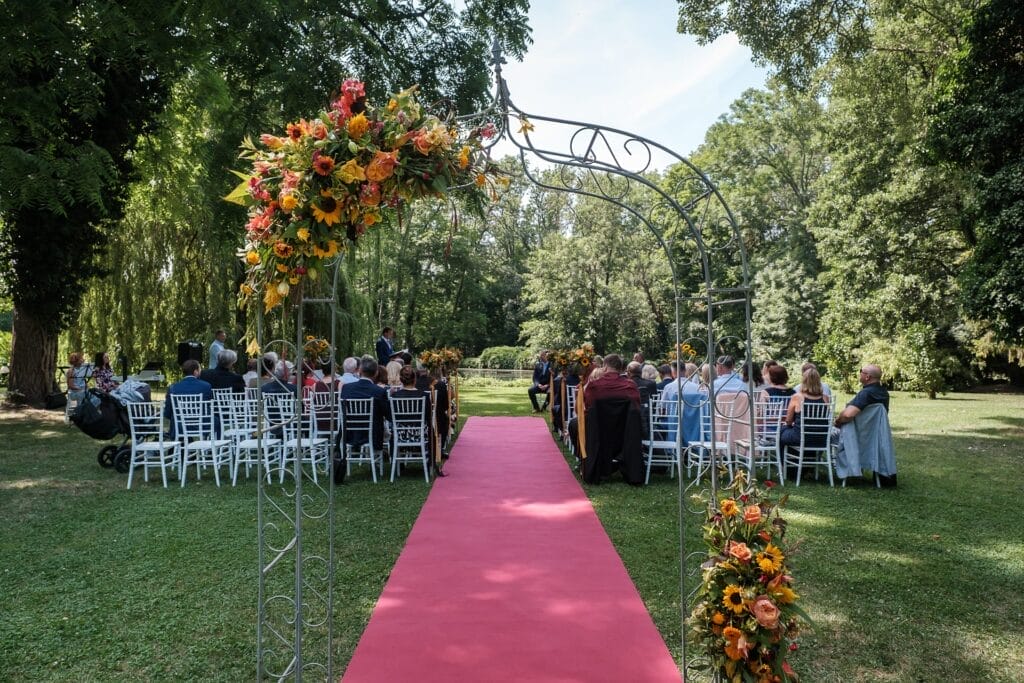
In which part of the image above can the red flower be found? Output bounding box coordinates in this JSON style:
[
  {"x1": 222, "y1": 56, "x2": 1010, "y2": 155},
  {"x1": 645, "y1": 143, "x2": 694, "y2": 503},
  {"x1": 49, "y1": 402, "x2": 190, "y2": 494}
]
[
  {"x1": 764, "y1": 480, "x2": 776, "y2": 488},
  {"x1": 313, "y1": 155, "x2": 336, "y2": 176}
]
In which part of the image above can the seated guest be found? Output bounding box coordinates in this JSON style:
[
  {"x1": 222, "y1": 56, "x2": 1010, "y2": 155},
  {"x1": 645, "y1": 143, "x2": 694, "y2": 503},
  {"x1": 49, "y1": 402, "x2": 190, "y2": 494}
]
[
  {"x1": 66, "y1": 352, "x2": 91, "y2": 401},
  {"x1": 392, "y1": 365, "x2": 430, "y2": 423},
  {"x1": 581, "y1": 353, "x2": 644, "y2": 484},
  {"x1": 92, "y1": 352, "x2": 119, "y2": 393},
  {"x1": 641, "y1": 363, "x2": 659, "y2": 384},
  {"x1": 758, "y1": 364, "x2": 795, "y2": 403},
  {"x1": 374, "y1": 365, "x2": 389, "y2": 388},
  {"x1": 527, "y1": 350, "x2": 551, "y2": 413},
  {"x1": 799, "y1": 361, "x2": 832, "y2": 398},
  {"x1": 779, "y1": 367, "x2": 828, "y2": 452},
  {"x1": 627, "y1": 361, "x2": 657, "y2": 405},
  {"x1": 834, "y1": 363, "x2": 895, "y2": 484},
  {"x1": 340, "y1": 357, "x2": 360, "y2": 385},
  {"x1": 242, "y1": 358, "x2": 259, "y2": 388},
  {"x1": 386, "y1": 360, "x2": 403, "y2": 390},
  {"x1": 835, "y1": 364, "x2": 888, "y2": 426},
  {"x1": 742, "y1": 360, "x2": 765, "y2": 392},
  {"x1": 341, "y1": 356, "x2": 390, "y2": 450},
  {"x1": 699, "y1": 363, "x2": 711, "y2": 389},
  {"x1": 656, "y1": 363, "x2": 673, "y2": 391},
  {"x1": 551, "y1": 365, "x2": 581, "y2": 434},
  {"x1": 200, "y1": 349, "x2": 245, "y2": 392},
  {"x1": 318, "y1": 360, "x2": 339, "y2": 389},
  {"x1": 712, "y1": 355, "x2": 748, "y2": 394},
  {"x1": 659, "y1": 361, "x2": 703, "y2": 446},
  {"x1": 163, "y1": 359, "x2": 214, "y2": 437},
  {"x1": 262, "y1": 355, "x2": 297, "y2": 395},
  {"x1": 586, "y1": 354, "x2": 641, "y2": 409}
]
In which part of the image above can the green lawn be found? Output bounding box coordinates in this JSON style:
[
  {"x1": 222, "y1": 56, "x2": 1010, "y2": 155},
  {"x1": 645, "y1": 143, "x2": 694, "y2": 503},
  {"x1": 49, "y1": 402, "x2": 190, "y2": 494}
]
[{"x1": 1, "y1": 385, "x2": 1022, "y2": 681}]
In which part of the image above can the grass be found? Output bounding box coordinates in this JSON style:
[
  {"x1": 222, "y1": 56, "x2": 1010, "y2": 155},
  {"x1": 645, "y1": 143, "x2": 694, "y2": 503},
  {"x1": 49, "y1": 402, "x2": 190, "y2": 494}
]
[{"x1": 1, "y1": 387, "x2": 1022, "y2": 681}]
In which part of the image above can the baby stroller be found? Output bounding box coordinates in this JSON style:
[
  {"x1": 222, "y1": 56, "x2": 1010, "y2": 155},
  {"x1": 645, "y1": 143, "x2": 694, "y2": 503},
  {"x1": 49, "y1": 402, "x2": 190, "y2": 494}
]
[{"x1": 70, "y1": 381, "x2": 151, "y2": 473}]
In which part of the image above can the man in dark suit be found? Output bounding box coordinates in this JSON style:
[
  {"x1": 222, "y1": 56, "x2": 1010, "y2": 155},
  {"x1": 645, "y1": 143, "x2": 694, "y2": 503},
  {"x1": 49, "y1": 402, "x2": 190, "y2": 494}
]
[
  {"x1": 627, "y1": 361, "x2": 658, "y2": 405},
  {"x1": 527, "y1": 350, "x2": 551, "y2": 413},
  {"x1": 200, "y1": 349, "x2": 245, "y2": 392},
  {"x1": 375, "y1": 327, "x2": 396, "y2": 366},
  {"x1": 341, "y1": 356, "x2": 390, "y2": 450},
  {"x1": 163, "y1": 359, "x2": 214, "y2": 437}
]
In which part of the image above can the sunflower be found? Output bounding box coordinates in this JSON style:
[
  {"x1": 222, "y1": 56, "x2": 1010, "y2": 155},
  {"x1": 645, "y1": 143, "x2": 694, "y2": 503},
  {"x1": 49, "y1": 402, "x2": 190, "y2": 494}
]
[
  {"x1": 312, "y1": 194, "x2": 343, "y2": 226},
  {"x1": 756, "y1": 544, "x2": 784, "y2": 574},
  {"x1": 312, "y1": 155, "x2": 336, "y2": 176},
  {"x1": 722, "y1": 584, "x2": 747, "y2": 614},
  {"x1": 312, "y1": 240, "x2": 340, "y2": 259},
  {"x1": 720, "y1": 499, "x2": 739, "y2": 517}
]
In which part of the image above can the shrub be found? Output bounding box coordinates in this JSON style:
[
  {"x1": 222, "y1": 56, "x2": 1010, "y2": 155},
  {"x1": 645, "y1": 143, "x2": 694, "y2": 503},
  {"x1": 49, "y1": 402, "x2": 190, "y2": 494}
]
[{"x1": 478, "y1": 346, "x2": 534, "y2": 370}]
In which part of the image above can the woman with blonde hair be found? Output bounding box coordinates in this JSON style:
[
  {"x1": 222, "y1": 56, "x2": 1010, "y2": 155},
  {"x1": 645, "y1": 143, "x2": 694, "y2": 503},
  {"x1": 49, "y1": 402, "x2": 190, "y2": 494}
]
[
  {"x1": 66, "y1": 353, "x2": 91, "y2": 402},
  {"x1": 386, "y1": 360, "x2": 403, "y2": 390},
  {"x1": 779, "y1": 367, "x2": 828, "y2": 450}
]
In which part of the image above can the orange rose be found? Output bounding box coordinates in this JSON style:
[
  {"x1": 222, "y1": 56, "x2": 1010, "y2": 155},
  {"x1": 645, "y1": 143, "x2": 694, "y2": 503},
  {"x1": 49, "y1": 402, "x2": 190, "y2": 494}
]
[
  {"x1": 366, "y1": 150, "x2": 399, "y2": 181},
  {"x1": 728, "y1": 541, "x2": 752, "y2": 563},
  {"x1": 413, "y1": 132, "x2": 433, "y2": 155},
  {"x1": 750, "y1": 595, "x2": 780, "y2": 629},
  {"x1": 743, "y1": 505, "x2": 762, "y2": 524}
]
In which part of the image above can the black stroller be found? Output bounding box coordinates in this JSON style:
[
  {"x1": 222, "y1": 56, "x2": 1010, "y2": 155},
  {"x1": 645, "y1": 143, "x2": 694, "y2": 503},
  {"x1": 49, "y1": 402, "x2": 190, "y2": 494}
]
[{"x1": 70, "y1": 383, "x2": 151, "y2": 473}]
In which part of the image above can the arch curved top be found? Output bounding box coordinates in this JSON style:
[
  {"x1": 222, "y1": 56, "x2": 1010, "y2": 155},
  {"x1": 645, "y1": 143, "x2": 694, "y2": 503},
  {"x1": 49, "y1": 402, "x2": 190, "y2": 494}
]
[{"x1": 459, "y1": 41, "x2": 753, "y2": 302}]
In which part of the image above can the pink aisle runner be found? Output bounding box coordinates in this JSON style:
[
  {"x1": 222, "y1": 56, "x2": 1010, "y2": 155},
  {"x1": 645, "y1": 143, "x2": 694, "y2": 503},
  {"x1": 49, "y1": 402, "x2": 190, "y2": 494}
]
[{"x1": 341, "y1": 416, "x2": 681, "y2": 682}]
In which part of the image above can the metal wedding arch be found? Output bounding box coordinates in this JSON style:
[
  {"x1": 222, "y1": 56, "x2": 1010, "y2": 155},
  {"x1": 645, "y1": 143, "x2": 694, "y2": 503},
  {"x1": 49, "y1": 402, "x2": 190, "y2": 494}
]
[{"x1": 254, "y1": 42, "x2": 754, "y2": 681}]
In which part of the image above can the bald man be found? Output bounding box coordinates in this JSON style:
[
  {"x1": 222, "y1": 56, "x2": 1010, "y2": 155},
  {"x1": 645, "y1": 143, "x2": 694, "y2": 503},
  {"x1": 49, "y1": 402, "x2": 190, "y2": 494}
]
[{"x1": 834, "y1": 364, "x2": 889, "y2": 427}]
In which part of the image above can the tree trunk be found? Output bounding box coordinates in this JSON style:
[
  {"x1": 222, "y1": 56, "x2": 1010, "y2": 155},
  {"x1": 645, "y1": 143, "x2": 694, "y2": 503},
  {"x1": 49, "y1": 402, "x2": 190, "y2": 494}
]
[{"x1": 9, "y1": 305, "x2": 58, "y2": 405}]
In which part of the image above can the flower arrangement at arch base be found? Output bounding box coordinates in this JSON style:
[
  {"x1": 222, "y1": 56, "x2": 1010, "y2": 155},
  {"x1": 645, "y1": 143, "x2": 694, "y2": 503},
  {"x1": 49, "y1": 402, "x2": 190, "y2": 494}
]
[
  {"x1": 227, "y1": 78, "x2": 507, "y2": 312},
  {"x1": 419, "y1": 347, "x2": 463, "y2": 374},
  {"x1": 689, "y1": 470, "x2": 811, "y2": 683}
]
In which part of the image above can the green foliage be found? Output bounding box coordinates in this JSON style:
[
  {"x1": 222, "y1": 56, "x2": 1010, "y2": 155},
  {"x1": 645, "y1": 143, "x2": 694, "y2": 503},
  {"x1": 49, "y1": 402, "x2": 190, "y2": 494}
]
[
  {"x1": 477, "y1": 346, "x2": 534, "y2": 369},
  {"x1": 928, "y1": 0, "x2": 1024, "y2": 344}
]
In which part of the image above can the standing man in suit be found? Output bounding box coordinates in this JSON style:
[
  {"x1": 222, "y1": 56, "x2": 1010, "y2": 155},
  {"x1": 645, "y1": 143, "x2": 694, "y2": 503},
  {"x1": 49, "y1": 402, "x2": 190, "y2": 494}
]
[
  {"x1": 528, "y1": 350, "x2": 551, "y2": 413},
  {"x1": 375, "y1": 327, "x2": 396, "y2": 366},
  {"x1": 163, "y1": 359, "x2": 214, "y2": 437}
]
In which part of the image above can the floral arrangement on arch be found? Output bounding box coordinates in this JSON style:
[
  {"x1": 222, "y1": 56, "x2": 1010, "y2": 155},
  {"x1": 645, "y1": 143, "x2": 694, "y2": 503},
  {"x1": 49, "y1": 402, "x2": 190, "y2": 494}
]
[
  {"x1": 303, "y1": 335, "x2": 330, "y2": 359},
  {"x1": 549, "y1": 349, "x2": 571, "y2": 371},
  {"x1": 667, "y1": 341, "x2": 699, "y2": 364},
  {"x1": 227, "y1": 78, "x2": 506, "y2": 312},
  {"x1": 689, "y1": 470, "x2": 810, "y2": 683},
  {"x1": 419, "y1": 347, "x2": 463, "y2": 373}
]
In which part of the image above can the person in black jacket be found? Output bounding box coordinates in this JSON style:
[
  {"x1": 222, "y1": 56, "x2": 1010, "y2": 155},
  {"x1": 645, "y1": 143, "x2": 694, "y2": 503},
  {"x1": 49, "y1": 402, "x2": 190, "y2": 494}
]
[
  {"x1": 528, "y1": 350, "x2": 551, "y2": 412},
  {"x1": 200, "y1": 349, "x2": 245, "y2": 392}
]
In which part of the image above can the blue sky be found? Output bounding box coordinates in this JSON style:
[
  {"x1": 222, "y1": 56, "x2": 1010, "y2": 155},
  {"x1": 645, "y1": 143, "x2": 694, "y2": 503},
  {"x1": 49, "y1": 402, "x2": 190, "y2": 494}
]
[{"x1": 490, "y1": 0, "x2": 769, "y2": 164}]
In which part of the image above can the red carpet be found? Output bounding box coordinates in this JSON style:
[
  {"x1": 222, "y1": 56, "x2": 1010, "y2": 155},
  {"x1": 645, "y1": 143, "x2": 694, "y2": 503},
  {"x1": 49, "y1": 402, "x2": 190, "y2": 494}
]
[{"x1": 342, "y1": 416, "x2": 681, "y2": 682}]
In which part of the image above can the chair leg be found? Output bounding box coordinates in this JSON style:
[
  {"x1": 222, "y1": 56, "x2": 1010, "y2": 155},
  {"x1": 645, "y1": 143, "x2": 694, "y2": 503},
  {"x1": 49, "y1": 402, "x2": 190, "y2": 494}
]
[{"x1": 127, "y1": 450, "x2": 137, "y2": 490}]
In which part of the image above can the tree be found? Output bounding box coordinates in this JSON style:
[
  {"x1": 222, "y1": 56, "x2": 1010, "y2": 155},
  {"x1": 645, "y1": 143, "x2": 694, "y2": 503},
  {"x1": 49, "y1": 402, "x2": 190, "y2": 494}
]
[
  {"x1": 928, "y1": 0, "x2": 1024, "y2": 344},
  {"x1": 1, "y1": 1, "x2": 531, "y2": 403}
]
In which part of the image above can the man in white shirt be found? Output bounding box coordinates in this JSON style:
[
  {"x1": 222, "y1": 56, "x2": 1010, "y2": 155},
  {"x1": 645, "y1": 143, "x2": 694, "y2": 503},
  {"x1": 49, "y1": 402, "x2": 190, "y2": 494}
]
[
  {"x1": 209, "y1": 329, "x2": 227, "y2": 366},
  {"x1": 340, "y1": 357, "x2": 360, "y2": 384}
]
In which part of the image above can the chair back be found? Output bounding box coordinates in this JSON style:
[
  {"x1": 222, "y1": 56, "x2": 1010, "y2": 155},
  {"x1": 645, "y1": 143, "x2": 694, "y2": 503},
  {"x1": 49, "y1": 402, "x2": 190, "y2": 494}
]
[
  {"x1": 752, "y1": 399, "x2": 787, "y2": 445},
  {"x1": 648, "y1": 398, "x2": 682, "y2": 447},
  {"x1": 341, "y1": 397, "x2": 374, "y2": 447},
  {"x1": 565, "y1": 384, "x2": 578, "y2": 423},
  {"x1": 171, "y1": 394, "x2": 215, "y2": 442},
  {"x1": 389, "y1": 395, "x2": 427, "y2": 446},
  {"x1": 306, "y1": 388, "x2": 339, "y2": 437},
  {"x1": 263, "y1": 393, "x2": 300, "y2": 440},
  {"x1": 127, "y1": 401, "x2": 164, "y2": 441},
  {"x1": 799, "y1": 399, "x2": 833, "y2": 450}
]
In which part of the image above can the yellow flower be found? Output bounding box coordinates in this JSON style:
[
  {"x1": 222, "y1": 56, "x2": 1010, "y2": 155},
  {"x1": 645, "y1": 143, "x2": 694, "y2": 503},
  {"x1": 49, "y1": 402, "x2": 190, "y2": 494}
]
[
  {"x1": 363, "y1": 211, "x2": 380, "y2": 226},
  {"x1": 711, "y1": 612, "x2": 726, "y2": 625},
  {"x1": 337, "y1": 158, "x2": 366, "y2": 184},
  {"x1": 280, "y1": 194, "x2": 299, "y2": 211},
  {"x1": 297, "y1": 227, "x2": 310, "y2": 242},
  {"x1": 245, "y1": 338, "x2": 261, "y2": 356},
  {"x1": 387, "y1": 98, "x2": 398, "y2": 111},
  {"x1": 275, "y1": 263, "x2": 289, "y2": 273},
  {"x1": 289, "y1": 275, "x2": 300, "y2": 285},
  {"x1": 457, "y1": 145, "x2": 471, "y2": 169},
  {"x1": 722, "y1": 584, "x2": 747, "y2": 614},
  {"x1": 312, "y1": 195, "x2": 343, "y2": 225},
  {"x1": 245, "y1": 251, "x2": 260, "y2": 266},
  {"x1": 755, "y1": 544, "x2": 784, "y2": 574},
  {"x1": 264, "y1": 284, "x2": 283, "y2": 312},
  {"x1": 517, "y1": 116, "x2": 535, "y2": 133},
  {"x1": 720, "y1": 499, "x2": 739, "y2": 517},
  {"x1": 273, "y1": 242, "x2": 293, "y2": 258},
  {"x1": 347, "y1": 112, "x2": 370, "y2": 139},
  {"x1": 771, "y1": 585, "x2": 798, "y2": 604},
  {"x1": 313, "y1": 240, "x2": 340, "y2": 259},
  {"x1": 474, "y1": 174, "x2": 486, "y2": 187}
]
